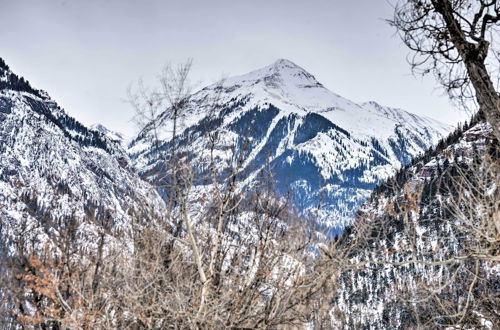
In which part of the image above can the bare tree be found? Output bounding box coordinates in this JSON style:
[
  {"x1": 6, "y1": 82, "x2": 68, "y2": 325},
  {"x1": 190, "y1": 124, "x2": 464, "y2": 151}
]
[
  {"x1": 123, "y1": 61, "x2": 342, "y2": 329},
  {"x1": 388, "y1": 4, "x2": 500, "y2": 325},
  {"x1": 390, "y1": 0, "x2": 500, "y2": 140}
]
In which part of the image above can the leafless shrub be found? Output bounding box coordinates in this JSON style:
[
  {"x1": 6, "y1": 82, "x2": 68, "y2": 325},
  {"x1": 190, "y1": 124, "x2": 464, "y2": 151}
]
[{"x1": 1, "y1": 61, "x2": 351, "y2": 329}]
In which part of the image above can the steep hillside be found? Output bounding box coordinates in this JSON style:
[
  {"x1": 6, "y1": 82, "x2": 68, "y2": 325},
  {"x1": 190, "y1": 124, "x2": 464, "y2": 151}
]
[
  {"x1": 333, "y1": 114, "x2": 499, "y2": 328},
  {"x1": 129, "y1": 59, "x2": 452, "y2": 229},
  {"x1": 0, "y1": 58, "x2": 164, "y2": 250}
]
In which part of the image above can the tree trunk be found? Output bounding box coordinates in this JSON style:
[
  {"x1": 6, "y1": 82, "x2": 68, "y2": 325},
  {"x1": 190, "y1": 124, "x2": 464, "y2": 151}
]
[
  {"x1": 464, "y1": 58, "x2": 500, "y2": 140},
  {"x1": 433, "y1": 0, "x2": 500, "y2": 140}
]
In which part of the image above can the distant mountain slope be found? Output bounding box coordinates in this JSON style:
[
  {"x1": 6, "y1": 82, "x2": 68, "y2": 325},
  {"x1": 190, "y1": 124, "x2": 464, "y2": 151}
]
[
  {"x1": 334, "y1": 114, "x2": 499, "y2": 328},
  {"x1": 0, "y1": 58, "x2": 164, "y2": 249},
  {"x1": 129, "y1": 59, "x2": 452, "y2": 229},
  {"x1": 91, "y1": 123, "x2": 127, "y2": 145}
]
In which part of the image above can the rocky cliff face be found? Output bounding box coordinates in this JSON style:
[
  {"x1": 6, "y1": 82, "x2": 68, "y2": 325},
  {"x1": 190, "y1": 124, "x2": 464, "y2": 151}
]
[{"x1": 0, "y1": 58, "x2": 164, "y2": 251}]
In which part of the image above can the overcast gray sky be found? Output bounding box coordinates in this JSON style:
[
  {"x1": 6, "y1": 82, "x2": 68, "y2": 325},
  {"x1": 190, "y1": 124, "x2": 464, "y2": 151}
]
[{"x1": 1, "y1": 0, "x2": 469, "y2": 137}]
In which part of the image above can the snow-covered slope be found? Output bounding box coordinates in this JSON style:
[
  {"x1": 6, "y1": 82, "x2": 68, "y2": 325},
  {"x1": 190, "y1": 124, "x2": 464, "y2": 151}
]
[
  {"x1": 129, "y1": 59, "x2": 452, "y2": 229},
  {"x1": 334, "y1": 117, "x2": 498, "y2": 328},
  {"x1": 0, "y1": 58, "x2": 164, "y2": 249}
]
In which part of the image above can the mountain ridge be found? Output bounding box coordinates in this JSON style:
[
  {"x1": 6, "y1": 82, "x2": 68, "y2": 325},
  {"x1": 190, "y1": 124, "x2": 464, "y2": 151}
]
[{"x1": 0, "y1": 58, "x2": 165, "y2": 250}]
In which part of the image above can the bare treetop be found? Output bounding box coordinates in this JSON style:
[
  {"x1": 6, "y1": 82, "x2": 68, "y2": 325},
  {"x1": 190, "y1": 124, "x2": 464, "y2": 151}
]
[{"x1": 390, "y1": 0, "x2": 500, "y2": 139}]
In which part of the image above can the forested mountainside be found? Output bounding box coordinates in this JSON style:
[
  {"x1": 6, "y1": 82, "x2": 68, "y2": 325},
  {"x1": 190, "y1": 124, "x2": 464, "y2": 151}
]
[
  {"x1": 0, "y1": 57, "x2": 164, "y2": 250},
  {"x1": 0, "y1": 57, "x2": 330, "y2": 328},
  {"x1": 333, "y1": 113, "x2": 499, "y2": 329},
  {"x1": 3, "y1": 56, "x2": 491, "y2": 329},
  {"x1": 128, "y1": 59, "x2": 451, "y2": 230}
]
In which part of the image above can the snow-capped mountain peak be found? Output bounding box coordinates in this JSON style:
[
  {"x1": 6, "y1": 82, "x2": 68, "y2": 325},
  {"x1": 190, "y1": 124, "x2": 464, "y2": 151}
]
[
  {"x1": 130, "y1": 59, "x2": 454, "y2": 229},
  {"x1": 224, "y1": 58, "x2": 322, "y2": 90},
  {"x1": 193, "y1": 60, "x2": 451, "y2": 141},
  {"x1": 91, "y1": 123, "x2": 126, "y2": 145}
]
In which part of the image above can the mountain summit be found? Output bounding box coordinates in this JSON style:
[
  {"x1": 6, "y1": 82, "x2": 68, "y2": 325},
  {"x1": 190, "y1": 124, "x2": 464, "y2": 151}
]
[
  {"x1": 129, "y1": 59, "x2": 453, "y2": 229},
  {"x1": 225, "y1": 58, "x2": 323, "y2": 90},
  {"x1": 187, "y1": 59, "x2": 451, "y2": 141}
]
